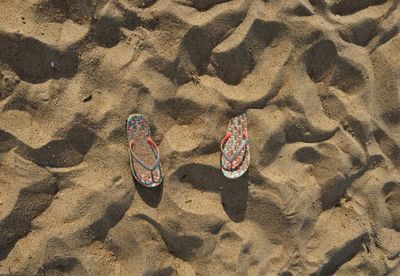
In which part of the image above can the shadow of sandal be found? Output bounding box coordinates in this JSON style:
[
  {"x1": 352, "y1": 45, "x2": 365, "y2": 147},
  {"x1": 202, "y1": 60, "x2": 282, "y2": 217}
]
[
  {"x1": 172, "y1": 163, "x2": 249, "y2": 222},
  {"x1": 221, "y1": 174, "x2": 249, "y2": 222},
  {"x1": 134, "y1": 181, "x2": 163, "y2": 208}
]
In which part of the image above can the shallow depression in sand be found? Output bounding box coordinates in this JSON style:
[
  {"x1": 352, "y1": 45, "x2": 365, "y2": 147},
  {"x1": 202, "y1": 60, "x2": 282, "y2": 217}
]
[{"x1": 165, "y1": 124, "x2": 202, "y2": 152}]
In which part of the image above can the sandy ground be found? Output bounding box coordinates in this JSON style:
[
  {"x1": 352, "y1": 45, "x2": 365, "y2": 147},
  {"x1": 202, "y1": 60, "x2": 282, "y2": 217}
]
[{"x1": 0, "y1": 0, "x2": 400, "y2": 275}]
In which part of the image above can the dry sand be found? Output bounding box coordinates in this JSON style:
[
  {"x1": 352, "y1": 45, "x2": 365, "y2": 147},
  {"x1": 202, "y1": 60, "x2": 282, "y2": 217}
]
[{"x1": 0, "y1": 0, "x2": 400, "y2": 275}]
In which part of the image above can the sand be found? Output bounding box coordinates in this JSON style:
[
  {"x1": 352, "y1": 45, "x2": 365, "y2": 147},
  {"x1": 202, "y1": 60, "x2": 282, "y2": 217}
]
[{"x1": 0, "y1": 0, "x2": 399, "y2": 275}]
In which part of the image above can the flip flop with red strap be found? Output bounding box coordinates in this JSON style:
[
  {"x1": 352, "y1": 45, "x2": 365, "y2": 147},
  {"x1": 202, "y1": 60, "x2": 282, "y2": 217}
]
[
  {"x1": 220, "y1": 113, "x2": 250, "y2": 179},
  {"x1": 126, "y1": 114, "x2": 163, "y2": 187}
]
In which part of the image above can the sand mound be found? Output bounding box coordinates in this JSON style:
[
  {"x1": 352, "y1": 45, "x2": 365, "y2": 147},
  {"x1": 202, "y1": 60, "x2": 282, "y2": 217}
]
[{"x1": 0, "y1": 0, "x2": 399, "y2": 275}]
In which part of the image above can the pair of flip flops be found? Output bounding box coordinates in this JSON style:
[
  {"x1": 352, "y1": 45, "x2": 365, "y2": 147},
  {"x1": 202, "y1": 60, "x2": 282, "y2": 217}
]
[{"x1": 126, "y1": 113, "x2": 250, "y2": 187}]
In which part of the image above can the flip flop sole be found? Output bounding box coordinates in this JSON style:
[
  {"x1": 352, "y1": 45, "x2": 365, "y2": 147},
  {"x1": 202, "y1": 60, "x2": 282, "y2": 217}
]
[
  {"x1": 221, "y1": 114, "x2": 250, "y2": 179},
  {"x1": 127, "y1": 114, "x2": 163, "y2": 187}
]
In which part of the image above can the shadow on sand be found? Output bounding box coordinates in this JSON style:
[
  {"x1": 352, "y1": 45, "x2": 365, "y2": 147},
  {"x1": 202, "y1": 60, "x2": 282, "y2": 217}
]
[
  {"x1": 172, "y1": 163, "x2": 249, "y2": 222},
  {"x1": 134, "y1": 180, "x2": 163, "y2": 208}
]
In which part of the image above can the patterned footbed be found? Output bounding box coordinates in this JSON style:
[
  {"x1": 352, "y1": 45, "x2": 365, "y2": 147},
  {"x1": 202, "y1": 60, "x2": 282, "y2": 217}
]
[
  {"x1": 221, "y1": 113, "x2": 250, "y2": 179},
  {"x1": 127, "y1": 114, "x2": 163, "y2": 187}
]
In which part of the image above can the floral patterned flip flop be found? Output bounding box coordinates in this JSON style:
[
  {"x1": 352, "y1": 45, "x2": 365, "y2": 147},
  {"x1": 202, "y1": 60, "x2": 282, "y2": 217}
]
[
  {"x1": 126, "y1": 114, "x2": 163, "y2": 187},
  {"x1": 220, "y1": 113, "x2": 250, "y2": 179}
]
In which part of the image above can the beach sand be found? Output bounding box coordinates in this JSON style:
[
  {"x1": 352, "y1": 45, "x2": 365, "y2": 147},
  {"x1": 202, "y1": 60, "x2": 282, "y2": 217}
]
[{"x1": 0, "y1": 0, "x2": 399, "y2": 275}]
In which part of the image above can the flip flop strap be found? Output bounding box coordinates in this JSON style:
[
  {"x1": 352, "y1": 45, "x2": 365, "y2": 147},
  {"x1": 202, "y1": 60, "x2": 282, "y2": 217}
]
[
  {"x1": 129, "y1": 137, "x2": 160, "y2": 172},
  {"x1": 221, "y1": 131, "x2": 248, "y2": 170}
]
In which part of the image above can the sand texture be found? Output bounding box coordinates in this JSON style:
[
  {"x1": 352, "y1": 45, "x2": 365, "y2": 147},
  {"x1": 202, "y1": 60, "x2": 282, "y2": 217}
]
[{"x1": 0, "y1": 0, "x2": 400, "y2": 275}]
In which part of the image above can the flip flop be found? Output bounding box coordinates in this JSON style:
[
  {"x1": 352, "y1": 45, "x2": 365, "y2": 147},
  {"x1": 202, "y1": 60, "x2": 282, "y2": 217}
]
[
  {"x1": 126, "y1": 114, "x2": 163, "y2": 187},
  {"x1": 220, "y1": 113, "x2": 250, "y2": 179}
]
